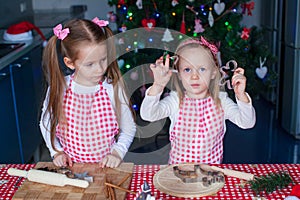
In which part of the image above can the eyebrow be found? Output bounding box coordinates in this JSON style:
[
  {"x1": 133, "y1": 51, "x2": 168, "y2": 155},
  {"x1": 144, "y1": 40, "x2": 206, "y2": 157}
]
[{"x1": 181, "y1": 65, "x2": 208, "y2": 69}]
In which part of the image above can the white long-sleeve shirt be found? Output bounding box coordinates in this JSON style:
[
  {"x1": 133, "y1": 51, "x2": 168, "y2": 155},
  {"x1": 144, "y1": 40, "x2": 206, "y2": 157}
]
[
  {"x1": 39, "y1": 76, "x2": 136, "y2": 159},
  {"x1": 140, "y1": 89, "x2": 256, "y2": 133}
]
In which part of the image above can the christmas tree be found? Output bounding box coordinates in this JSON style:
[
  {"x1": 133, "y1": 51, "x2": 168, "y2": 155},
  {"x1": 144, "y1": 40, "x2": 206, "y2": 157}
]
[{"x1": 107, "y1": 0, "x2": 277, "y2": 112}]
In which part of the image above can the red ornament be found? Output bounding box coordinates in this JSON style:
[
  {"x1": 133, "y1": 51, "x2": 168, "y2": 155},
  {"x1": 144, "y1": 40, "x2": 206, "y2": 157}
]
[
  {"x1": 141, "y1": 19, "x2": 156, "y2": 31},
  {"x1": 291, "y1": 184, "x2": 300, "y2": 198},
  {"x1": 241, "y1": 27, "x2": 251, "y2": 40},
  {"x1": 241, "y1": 1, "x2": 255, "y2": 16},
  {"x1": 180, "y1": 12, "x2": 186, "y2": 34},
  {"x1": 118, "y1": 0, "x2": 125, "y2": 5}
]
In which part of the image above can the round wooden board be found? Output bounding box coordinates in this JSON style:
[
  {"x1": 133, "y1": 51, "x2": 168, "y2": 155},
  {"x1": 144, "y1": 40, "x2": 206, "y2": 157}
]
[{"x1": 153, "y1": 164, "x2": 225, "y2": 198}]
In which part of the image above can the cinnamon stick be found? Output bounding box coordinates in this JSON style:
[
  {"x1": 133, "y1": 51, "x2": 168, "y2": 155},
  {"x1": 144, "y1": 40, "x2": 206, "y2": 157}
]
[
  {"x1": 108, "y1": 186, "x2": 116, "y2": 200},
  {"x1": 105, "y1": 182, "x2": 136, "y2": 194},
  {"x1": 107, "y1": 185, "x2": 111, "y2": 200},
  {"x1": 104, "y1": 185, "x2": 109, "y2": 198},
  {"x1": 117, "y1": 173, "x2": 132, "y2": 186},
  {"x1": 104, "y1": 176, "x2": 110, "y2": 199}
]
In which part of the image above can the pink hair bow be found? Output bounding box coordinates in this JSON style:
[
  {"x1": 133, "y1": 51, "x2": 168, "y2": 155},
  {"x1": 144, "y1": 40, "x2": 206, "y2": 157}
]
[
  {"x1": 53, "y1": 24, "x2": 70, "y2": 40},
  {"x1": 92, "y1": 17, "x2": 109, "y2": 27},
  {"x1": 200, "y1": 36, "x2": 218, "y2": 57}
]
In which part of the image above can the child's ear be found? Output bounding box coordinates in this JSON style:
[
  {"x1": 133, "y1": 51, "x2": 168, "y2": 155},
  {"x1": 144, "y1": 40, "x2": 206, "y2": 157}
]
[{"x1": 63, "y1": 57, "x2": 75, "y2": 70}]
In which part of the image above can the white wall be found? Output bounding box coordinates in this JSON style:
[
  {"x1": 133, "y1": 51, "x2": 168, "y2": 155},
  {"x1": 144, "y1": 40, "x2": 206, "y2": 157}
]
[
  {"x1": 32, "y1": 0, "x2": 115, "y2": 20},
  {"x1": 32, "y1": 0, "x2": 261, "y2": 31}
]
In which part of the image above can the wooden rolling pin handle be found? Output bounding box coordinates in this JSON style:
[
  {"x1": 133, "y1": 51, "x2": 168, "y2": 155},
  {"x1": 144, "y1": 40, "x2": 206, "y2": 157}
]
[
  {"x1": 64, "y1": 177, "x2": 89, "y2": 188},
  {"x1": 8, "y1": 168, "x2": 89, "y2": 188},
  {"x1": 211, "y1": 166, "x2": 254, "y2": 181},
  {"x1": 7, "y1": 168, "x2": 28, "y2": 178}
]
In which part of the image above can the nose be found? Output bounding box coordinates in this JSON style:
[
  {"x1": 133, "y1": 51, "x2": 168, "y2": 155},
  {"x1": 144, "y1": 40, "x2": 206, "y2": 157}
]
[{"x1": 191, "y1": 70, "x2": 199, "y2": 80}]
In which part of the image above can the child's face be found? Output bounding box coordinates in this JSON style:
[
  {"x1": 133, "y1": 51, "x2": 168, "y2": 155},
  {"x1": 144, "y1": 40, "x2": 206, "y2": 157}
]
[
  {"x1": 178, "y1": 47, "x2": 217, "y2": 99},
  {"x1": 65, "y1": 43, "x2": 108, "y2": 86}
]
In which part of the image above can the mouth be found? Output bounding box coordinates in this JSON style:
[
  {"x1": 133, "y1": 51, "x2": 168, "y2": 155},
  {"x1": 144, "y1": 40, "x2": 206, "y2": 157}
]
[{"x1": 191, "y1": 84, "x2": 200, "y2": 87}]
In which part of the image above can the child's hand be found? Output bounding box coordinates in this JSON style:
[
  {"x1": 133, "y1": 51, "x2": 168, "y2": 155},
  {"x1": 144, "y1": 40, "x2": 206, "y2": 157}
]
[
  {"x1": 148, "y1": 55, "x2": 173, "y2": 95},
  {"x1": 53, "y1": 152, "x2": 73, "y2": 167},
  {"x1": 232, "y1": 67, "x2": 249, "y2": 103},
  {"x1": 100, "y1": 150, "x2": 122, "y2": 168}
]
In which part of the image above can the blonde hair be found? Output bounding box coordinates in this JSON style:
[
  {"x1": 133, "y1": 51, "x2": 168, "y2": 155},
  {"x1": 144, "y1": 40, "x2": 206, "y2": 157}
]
[
  {"x1": 42, "y1": 19, "x2": 134, "y2": 152},
  {"x1": 171, "y1": 38, "x2": 222, "y2": 109}
]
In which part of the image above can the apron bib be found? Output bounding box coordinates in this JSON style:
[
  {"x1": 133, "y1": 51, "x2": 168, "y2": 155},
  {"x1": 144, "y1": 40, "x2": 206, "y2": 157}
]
[
  {"x1": 169, "y1": 95, "x2": 224, "y2": 164},
  {"x1": 56, "y1": 78, "x2": 119, "y2": 163}
]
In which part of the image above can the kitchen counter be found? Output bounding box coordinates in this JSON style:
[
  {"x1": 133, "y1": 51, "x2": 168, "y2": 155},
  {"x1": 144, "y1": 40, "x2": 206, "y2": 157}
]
[
  {"x1": 0, "y1": 34, "x2": 46, "y2": 70},
  {"x1": 0, "y1": 9, "x2": 85, "y2": 70},
  {"x1": 1, "y1": 163, "x2": 300, "y2": 199}
]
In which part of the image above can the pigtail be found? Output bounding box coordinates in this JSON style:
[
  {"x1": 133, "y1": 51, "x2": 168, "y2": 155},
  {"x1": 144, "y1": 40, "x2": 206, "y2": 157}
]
[
  {"x1": 104, "y1": 26, "x2": 135, "y2": 124},
  {"x1": 209, "y1": 68, "x2": 222, "y2": 110},
  {"x1": 204, "y1": 45, "x2": 222, "y2": 110},
  {"x1": 42, "y1": 35, "x2": 67, "y2": 152}
]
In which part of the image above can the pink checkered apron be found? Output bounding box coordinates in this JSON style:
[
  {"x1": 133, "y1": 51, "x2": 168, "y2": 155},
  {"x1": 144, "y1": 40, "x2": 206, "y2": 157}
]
[
  {"x1": 169, "y1": 95, "x2": 224, "y2": 164},
  {"x1": 56, "y1": 79, "x2": 119, "y2": 163}
]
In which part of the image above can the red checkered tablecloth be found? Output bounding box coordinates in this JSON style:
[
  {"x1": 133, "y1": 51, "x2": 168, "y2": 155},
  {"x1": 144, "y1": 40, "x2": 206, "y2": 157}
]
[
  {"x1": 1, "y1": 164, "x2": 300, "y2": 200},
  {"x1": 0, "y1": 164, "x2": 35, "y2": 200},
  {"x1": 126, "y1": 164, "x2": 300, "y2": 200}
]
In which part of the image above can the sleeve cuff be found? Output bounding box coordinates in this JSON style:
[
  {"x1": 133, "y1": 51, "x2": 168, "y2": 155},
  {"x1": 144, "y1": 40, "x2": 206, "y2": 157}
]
[
  {"x1": 145, "y1": 86, "x2": 163, "y2": 100},
  {"x1": 49, "y1": 146, "x2": 64, "y2": 158},
  {"x1": 111, "y1": 144, "x2": 126, "y2": 159},
  {"x1": 235, "y1": 92, "x2": 253, "y2": 106}
]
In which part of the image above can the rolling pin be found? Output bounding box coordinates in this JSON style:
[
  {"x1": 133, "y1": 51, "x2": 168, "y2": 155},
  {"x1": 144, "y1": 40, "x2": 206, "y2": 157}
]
[
  {"x1": 7, "y1": 168, "x2": 89, "y2": 188},
  {"x1": 200, "y1": 164, "x2": 254, "y2": 181}
]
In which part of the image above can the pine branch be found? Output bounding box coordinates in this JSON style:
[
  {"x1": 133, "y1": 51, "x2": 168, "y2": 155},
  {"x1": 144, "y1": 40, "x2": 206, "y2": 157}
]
[{"x1": 249, "y1": 171, "x2": 293, "y2": 194}]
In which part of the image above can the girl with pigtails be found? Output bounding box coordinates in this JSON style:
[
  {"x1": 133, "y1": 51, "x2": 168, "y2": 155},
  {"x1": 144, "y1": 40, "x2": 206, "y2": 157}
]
[{"x1": 40, "y1": 18, "x2": 136, "y2": 168}]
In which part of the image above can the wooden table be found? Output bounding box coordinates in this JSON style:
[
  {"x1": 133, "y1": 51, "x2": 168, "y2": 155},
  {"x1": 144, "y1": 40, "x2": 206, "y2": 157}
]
[{"x1": 1, "y1": 164, "x2": 300, "y2": 199}]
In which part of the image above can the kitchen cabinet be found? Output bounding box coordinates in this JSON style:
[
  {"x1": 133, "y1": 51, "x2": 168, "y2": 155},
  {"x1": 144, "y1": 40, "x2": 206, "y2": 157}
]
[
  {"x1": 0, "y1": 66, "x2": 22, "y2": 162},
  {"x1": 28, "y1": 44, "x2": 44, "y2": 107},
  {"x1": 0, "y1": 8, "x2": 87, "y2": 163},
  {"x1": 0, "y1": 45, "x2": 42, "y2": 164}
]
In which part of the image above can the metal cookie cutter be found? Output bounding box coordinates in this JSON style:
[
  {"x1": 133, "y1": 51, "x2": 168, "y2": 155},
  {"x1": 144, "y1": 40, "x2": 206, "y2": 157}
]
[
  {"x1": 74, "y1": 171, "x2": 93, "y2": 183},
  {"x1": 173, "y1": 165, "x2": 224, "y2": 186},
  {"x1": 37, "y1": 167, "x2": 93, "y2": 183}
]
